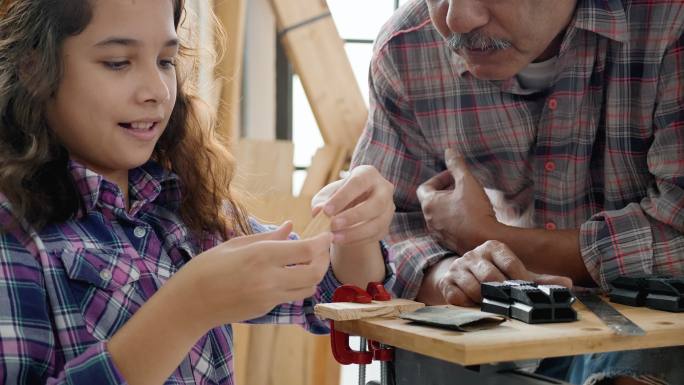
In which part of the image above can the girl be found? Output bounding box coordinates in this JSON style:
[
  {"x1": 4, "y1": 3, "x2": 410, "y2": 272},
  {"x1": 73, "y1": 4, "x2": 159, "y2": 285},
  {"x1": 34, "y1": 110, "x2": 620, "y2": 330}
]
[{"x1": 0, "y1": 0, "x2": 395, "y2": 384}]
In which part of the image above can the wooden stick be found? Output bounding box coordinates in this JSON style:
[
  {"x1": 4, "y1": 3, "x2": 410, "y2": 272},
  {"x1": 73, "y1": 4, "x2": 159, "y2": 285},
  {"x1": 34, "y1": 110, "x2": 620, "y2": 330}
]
[{"x1": 300, "y1": 210, "x2": 332, "y2": 239}]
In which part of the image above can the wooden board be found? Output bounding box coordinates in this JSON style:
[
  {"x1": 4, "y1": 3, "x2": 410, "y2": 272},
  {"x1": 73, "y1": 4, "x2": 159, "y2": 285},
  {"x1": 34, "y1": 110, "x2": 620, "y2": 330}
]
[
  {"x1": 327, "y1": 145, "x2": 349, "y2": 185},
  {"x1": 270, "y1": 0, "x2": 368, "y2": 151},
  {"x1": 315, "y1": 299, "x2": 425, "y2": 321},
  {"x1": 300, "y1": 145, "x2": 343, "y2": 197},
  {"x1": 214, "y1": 0, "x2": 247, "y2": 141},
  {"x1": 233, "y1": 139, "x2": 294, "y2": 195},
  {"x1": 333, "y1": 298, "x2": 684, "y2": 366}
]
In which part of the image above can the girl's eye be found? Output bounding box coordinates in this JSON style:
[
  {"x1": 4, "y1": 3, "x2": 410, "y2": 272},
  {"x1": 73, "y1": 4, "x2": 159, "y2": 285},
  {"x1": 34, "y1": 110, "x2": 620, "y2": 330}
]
[
  {"x1": 159, "y1": 59, "x2": 176, "y2": 69},
  {"x1": 103, "y1": 60, "x2": 129, "y2": 71}
]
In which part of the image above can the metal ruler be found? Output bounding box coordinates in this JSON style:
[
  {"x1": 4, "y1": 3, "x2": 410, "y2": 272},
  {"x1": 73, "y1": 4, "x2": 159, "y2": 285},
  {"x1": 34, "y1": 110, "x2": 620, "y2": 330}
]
[{"x1": 573, "y1": 289, "x2": 646, "y2": 336}]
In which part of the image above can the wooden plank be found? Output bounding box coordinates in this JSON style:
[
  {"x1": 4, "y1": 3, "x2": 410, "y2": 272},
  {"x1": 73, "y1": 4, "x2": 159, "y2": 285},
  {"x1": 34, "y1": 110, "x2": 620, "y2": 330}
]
[
  {"x1": 240, "y1": 194, "x2": 311, "y2": 233},
  {"x1": 327, "y1": 146, "x2": 350, "y2": 185},
  {"x1": 315, "y1": 299, "x2": 425, "y2": 322},
  {"x1": 334, "y1": 299, "x2": 684, "y2": 366},
  {"x1": 300, "y1": 146, "x2": 343, "y2": 197},
  {"x1": 233, "y1": 139, "x2": 294, "y2": 195},
  {"x1": 214, "y1": 0, "x2": 247, "y2": 142},
  {"x1": 270, "y1": 0, "x2": 368, "y2": 151},
  {"x1": 240, "y1": 325, "x2": 340, "y2": 385},
  {"x1": 231, "y1": 323, "x2": 251, "y2": 385}
]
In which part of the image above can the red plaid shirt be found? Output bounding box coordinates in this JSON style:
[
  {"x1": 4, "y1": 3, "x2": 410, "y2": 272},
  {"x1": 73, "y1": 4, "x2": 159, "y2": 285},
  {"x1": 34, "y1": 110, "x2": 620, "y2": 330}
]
[{"x1": 352, "y1": 0, "x2": 684, "y2": 298}]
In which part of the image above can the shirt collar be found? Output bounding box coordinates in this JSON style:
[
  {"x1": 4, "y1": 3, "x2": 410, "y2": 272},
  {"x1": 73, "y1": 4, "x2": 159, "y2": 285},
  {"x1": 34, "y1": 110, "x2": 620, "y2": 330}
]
[
  {"x1": 69, "y1": 159, "x2": 182, "y2": 217},
  {"x1": 453, "y1": 0, "x2": 629, "y2": 80},
  {"x1": 571, "y1": 0, "x2": 629, "y2": 44}
]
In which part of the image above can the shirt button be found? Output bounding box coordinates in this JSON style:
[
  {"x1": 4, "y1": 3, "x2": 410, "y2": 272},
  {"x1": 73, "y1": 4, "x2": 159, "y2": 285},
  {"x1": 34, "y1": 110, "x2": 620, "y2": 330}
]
[
  {"x1": 548, "y1": 98, "x2": 558, "y2": 110},
  {"x1": 100, "y1": 269, "x2": 112, "y2": 281},
  {"x1": 133, "y1": 226, "x2": 146, "y2": 238},
  {"x1": 544, "y1": 161, "x2": 556, "y2": 172},
  {"x1": 545, "y1": 222, "x2": 557, "y2": 231}
]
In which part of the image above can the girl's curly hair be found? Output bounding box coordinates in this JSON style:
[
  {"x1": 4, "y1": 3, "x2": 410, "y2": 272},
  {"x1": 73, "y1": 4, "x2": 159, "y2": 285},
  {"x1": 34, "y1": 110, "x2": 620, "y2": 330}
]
[{"x1": 0, "y1": 0, "x2": 250, "y2": 237}]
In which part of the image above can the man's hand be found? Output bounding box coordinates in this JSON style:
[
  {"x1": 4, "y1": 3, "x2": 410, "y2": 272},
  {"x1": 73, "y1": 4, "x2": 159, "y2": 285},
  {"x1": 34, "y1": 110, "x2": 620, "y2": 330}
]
[
  {"x1": 312, "y1": 165, "x2": 395, "y2": 246},
  {"x1": 311, "y1": 165, "x2": 394, "y2": 287},
  {"x1": 436, "y1": 240, "x2": 573, "y2": 306},
  {"x1": 417, "y1": 148, "x2": 497, "y2": 254}
]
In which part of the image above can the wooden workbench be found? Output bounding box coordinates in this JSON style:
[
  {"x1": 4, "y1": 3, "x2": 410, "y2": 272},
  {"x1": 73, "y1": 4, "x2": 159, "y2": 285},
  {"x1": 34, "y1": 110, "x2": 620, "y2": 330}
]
[{"x1": 333, "y1": 300, "x2": 684, "y2": 366}]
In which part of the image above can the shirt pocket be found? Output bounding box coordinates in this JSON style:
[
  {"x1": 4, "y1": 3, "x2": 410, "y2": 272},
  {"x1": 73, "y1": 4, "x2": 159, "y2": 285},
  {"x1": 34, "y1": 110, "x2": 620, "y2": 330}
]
[{"x1": 59, "y1": 248, "x2": 144, "y2": 340}]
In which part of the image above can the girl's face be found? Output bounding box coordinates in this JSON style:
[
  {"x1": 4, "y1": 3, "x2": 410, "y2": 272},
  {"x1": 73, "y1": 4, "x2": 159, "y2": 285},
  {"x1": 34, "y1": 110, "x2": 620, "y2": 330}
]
[{"x1": 46, "y1": 0, "x2": 178, "y2": 179}]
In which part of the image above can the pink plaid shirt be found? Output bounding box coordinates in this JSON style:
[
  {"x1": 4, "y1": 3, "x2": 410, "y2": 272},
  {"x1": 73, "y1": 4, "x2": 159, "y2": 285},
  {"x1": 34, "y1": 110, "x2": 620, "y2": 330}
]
[{"x1": 352, "y1": 0, "x2": 684, "y2": 298}]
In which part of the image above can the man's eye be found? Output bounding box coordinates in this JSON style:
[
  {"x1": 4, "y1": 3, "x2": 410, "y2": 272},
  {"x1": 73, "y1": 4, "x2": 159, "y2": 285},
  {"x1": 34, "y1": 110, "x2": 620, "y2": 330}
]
[{"x1": 103, "y1": 61, "x2": 129, "y2": 70}]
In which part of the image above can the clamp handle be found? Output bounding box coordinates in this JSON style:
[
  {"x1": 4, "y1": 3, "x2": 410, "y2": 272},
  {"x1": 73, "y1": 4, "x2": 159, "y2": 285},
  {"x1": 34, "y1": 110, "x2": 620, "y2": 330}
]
[{"x1": 330, "y1": 285, "x2": 373, "y2": 365}]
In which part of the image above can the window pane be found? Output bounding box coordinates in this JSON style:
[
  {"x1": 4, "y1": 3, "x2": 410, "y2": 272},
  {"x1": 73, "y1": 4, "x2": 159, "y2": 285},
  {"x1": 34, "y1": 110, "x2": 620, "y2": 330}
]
[
  {"x1": 327, "y1": 0, "x2": 395, "y2": 40},
  {"x1": 345, "y1": 42, "x2": 374, "y2": 105},
  {"x1": 292, "y1": 75, "x2": 324, "y2": 168}
]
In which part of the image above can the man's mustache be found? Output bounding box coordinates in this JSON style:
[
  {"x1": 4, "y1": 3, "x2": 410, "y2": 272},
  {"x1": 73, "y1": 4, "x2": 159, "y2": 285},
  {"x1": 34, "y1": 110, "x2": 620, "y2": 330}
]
[{"x1": 446, "y1": 32, "x2": 512, "y2": 51}]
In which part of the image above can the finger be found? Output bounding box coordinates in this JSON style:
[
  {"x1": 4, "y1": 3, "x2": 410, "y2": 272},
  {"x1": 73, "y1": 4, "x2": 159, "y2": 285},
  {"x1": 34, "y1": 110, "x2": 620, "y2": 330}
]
[
  {"x1": 482, "y1": 241, "x2": 530, "y2": 280},
  {"x1": 444, "y1": 148, "x2": 467, "y2": 175},
  {"x1": 453, "y1": 268, "x2": 484, "y2": 303},
  {"x1": 416, "y1": 170, "x2": 453, "y2": 203},
  {"x1": 332, "y1": 210, "x2": 392, "y2": 245},
  {"x1": 225, "y1": 221, "x2": 293, "y2": 248},
  {"x1": 440, "y1": 276, "x2": 476, "y2": 306},
  {"x1": 323, "y1": 172, "x2": 372, "y2": 217},
  {"x1": 312, "y1": 179, "x2": 345, "y2": 210},
  {"x1": 468, "y1": 258, "x2": 507, "y2": 284},
  {"x1": 246, "y1": 232, "x2": 331, "y2": 267},
  {"x1": 330, "y1": 186, "x2": 388, "y2": 231},
  {"x1": 530, "y1": 272, "x2": 573, "y2": 288},
  {"x1": 281, "y1": 286, "x2": 318, "y2": 303},
  {"x1": 278, "y1": 245, "x2": 331, "y2": 288}
]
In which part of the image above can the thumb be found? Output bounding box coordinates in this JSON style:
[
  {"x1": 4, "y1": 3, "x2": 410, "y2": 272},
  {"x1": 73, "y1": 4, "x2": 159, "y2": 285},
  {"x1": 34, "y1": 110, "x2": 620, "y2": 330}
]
[
  {"x1": 444, "y1": 148, "x2": 467, "y2": 177},
  {"x1": 225, "y1": 221, "x2": 293, "y2": 248},
  {"x1": 311, "y1": 179, "x2": 346, "y2": 211},
  {"x1": 530, "y1": 271, "x2": 573, "y2": 289},
  {"x1": 416, "y1": 170, "x2": 453, "y2": 204}
]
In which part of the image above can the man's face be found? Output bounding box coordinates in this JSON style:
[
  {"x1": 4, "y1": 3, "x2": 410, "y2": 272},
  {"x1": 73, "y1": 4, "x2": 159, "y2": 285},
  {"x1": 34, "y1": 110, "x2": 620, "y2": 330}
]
[{"x1": 426, "y1": 0, "x2": 577, "y2": 80}]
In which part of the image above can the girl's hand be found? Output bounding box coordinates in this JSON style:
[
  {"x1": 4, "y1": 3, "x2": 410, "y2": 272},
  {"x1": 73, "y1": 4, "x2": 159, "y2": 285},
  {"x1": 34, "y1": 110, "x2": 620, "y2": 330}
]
[
  {"x1": 312, "y1": 165, "x2": 395, "y2": 246},
  {"x1": 173, "y1": 222, "x2": 333, "y2": 329}
]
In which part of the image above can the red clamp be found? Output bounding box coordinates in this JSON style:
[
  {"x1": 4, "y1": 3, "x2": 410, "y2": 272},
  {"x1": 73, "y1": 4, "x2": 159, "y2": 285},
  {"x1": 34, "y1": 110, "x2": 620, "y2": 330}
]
[{"x1": 330, "y1": 282, "x2": 394, "y2": 365}]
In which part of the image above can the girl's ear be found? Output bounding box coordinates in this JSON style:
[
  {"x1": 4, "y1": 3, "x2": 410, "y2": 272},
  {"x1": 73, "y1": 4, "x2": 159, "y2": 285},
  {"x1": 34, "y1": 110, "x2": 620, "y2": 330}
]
[
  {"x1": 16, "y1": 53, "x2": 39, "y2": 89},
  {"x1": 17, "y1": 52, "x2": 57, "y2": 98}
]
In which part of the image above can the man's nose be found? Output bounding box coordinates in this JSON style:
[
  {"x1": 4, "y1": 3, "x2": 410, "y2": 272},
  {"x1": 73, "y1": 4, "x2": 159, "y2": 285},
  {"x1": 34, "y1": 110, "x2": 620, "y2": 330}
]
[{"x1": 446, "y1": 0, "x2": 490, "y2": 34}]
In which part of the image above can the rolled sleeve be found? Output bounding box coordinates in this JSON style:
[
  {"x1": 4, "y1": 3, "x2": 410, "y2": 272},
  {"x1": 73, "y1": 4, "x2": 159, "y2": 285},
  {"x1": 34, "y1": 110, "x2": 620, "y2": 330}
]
[{"x1": 47, "y1": 342, "x2": 127, "y2": 385}]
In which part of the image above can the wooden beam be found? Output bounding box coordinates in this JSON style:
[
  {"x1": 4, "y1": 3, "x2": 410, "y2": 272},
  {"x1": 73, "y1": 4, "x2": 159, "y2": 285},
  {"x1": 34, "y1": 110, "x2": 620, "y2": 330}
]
[
  {"x1": 300, "y1": 145, "x2": 345, "y2": 197},
  {"x1": 214, "y1": 0, "x2": 247, "y2": 142},
  {"x1": 270, "y1": 0, "x2": 368, "y2": 152}
]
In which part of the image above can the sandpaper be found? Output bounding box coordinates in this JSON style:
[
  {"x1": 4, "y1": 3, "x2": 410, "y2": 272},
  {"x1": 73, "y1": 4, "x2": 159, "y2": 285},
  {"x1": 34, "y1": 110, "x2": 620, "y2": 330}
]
[{"x1": 400, "y1": 305, "x2": 506, "y2": 332}]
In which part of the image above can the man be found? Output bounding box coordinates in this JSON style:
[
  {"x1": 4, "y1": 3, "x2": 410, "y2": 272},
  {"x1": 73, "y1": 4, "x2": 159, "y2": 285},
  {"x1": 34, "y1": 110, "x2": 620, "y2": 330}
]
[{"x1": 350, "y1": 0, "x2": 684, "y2": 384}]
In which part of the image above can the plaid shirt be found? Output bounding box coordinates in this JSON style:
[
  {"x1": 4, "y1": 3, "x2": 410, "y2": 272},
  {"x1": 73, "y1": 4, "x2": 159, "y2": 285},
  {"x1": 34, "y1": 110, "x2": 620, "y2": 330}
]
[
  {"x1": 0, "y1": 160, "x2": 393, "y2": 384},
  {"x1": 352, "y1": 0, "x2": 684, "y2": 299}
]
